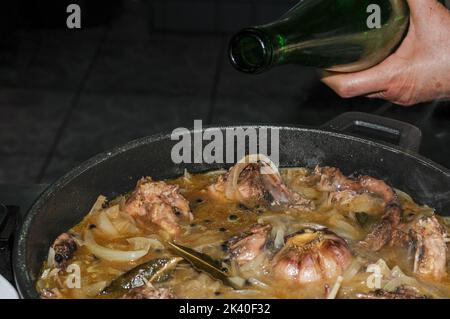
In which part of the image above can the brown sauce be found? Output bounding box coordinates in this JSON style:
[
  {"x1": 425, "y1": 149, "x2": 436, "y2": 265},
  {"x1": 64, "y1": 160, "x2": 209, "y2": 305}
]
[{"x1": 36, "y1": 168, "x2": 450, "y2": 299}]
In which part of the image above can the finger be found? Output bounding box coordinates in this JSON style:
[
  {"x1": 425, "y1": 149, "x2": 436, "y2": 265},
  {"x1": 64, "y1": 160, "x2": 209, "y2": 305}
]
[
  {"x1": 366, "y1": 92, "x2": 388, "y2": 100},
  {"x1": 321, "y1": 65, "x2": 390, "y2": 98}
]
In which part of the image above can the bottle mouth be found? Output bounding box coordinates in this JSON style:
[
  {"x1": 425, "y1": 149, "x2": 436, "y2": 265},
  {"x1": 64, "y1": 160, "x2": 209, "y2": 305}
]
[{"x1": 228, "y1": 29, "x2": 271, "y2": 74}]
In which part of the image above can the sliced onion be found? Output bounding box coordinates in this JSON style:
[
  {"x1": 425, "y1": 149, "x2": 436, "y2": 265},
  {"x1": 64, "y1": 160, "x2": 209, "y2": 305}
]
[
  {"x1": 328, "y1": 214, "x2": 362, "y2": 241},
  {"x1": 40, "y1": 269, "x2": 51, "y2": 280},
  {"x1": 103, "y1": 204, "x2": 120, "y2": 218},
  {"x1": 127, "y1": 237, "x2": 164, "y2": 250},
  {"x1": 114, "y1": 217, "x2": 139, "y2": 235},
  {"x1": 273, "y1": 226, "x2": 286, "y2": 250},
  {"x1": 390, "y1": 265, "x2": 407, "y2": 278},
  {"x1": 225, "y1": 154, "x2": 280, "y2": 201},
  {"x1": 233, "y1": 289, "x2": 261, "y2": 296},
  {"x1": 83, "y1": 230, "x2": 148, "y2": 262},
  {"x1": 240, "y1": 252, "x2": 268, "y2": 276},
  {"x1": 367, "y1": 259, "x2": 391, "y2": 278},
  {"x1": 394, "y1": 188, "x2": 414, "y2": 204},
  {"x1": 48, "y1": 268, "x2": 61, "y2": 280},
  {"x1": 364, "y1": 262, "x2": 444, "y2": 298},
  {"x1": 183, "y1": 169, "x2": 192, "y2": 182},
  {"x1": 342, "y1": 257, "x2": 364, "y2": 281},
  {"x1": 105, "y1": 207, "x2": 140, "y2": 235},
  {"x1": 47, "y1": 247, "x2": 56, "y2": 268},
  {"x1": 73, "y1": 236, "x2": 84, "y2": 247},
  {"x1": 96, "y1": 211, "x2": 120, "y2": 238},
  {"x1": 88, "y1": 195, "x2": 107, "y2": 215},
  {"x1": 205, "y1": 169, "x2": 227, "y2": 176},
  {"x1": 228, "y1": 276, "x2": 246, "y2": 289},
  {"x1": 258, "y1": 215, "x2": 287, "y2": 250},
  {"x1": 194, "y1": 239, "x2": 226, "y2": 252},
  {"x1": 327, "y1": 276, "x2": 344, "y2": 299},
  {"x1": 225, "y1": 163, "x2": 246, "y2": 200},
  {"x1": 384, "y1": 266, "x2": 420, "y2": 292},
  {"x1": 259, "y1": 215, "x2": 326, "y2": 231},
  {"x1": 247, "y1": 278, "x2": 269, "y2": 289},
  {"x1": 384, "y1": 277, "x2": 418, "y2": 292}
]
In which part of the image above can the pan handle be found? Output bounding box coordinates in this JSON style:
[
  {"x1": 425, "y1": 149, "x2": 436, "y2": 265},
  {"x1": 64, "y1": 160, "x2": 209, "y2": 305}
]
[
  {"x1": 322, "y1": 112, "x2": 422, "y2": 153},
  {"x1": 0, "y1": 204, "x2": 19, "y2": 246},
  {"x1": 0, "y1": 204, "x2": 20, "y2": 284},
  {"x1": 0, "y1": 184, "x2": 47, "y2": 284}
]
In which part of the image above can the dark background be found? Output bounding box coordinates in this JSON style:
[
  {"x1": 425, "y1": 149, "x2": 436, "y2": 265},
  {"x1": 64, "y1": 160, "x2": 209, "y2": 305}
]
[{"x1": 0, "y1": 0, "x2": 449, "y2": 187}]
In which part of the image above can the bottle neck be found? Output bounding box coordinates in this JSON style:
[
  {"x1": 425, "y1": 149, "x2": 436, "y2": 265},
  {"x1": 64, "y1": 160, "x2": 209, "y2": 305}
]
[{"x1": 228, "y1": 28, "x2": 275, "y2": 74}]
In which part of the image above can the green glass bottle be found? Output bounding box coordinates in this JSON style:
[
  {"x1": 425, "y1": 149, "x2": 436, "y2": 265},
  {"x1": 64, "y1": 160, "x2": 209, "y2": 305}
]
[{"x1": 229, "y1": 0, "x2": 409, "y2": 74}]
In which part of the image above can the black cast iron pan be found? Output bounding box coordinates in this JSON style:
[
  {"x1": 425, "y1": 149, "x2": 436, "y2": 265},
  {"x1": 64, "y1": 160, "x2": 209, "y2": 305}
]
[{"x1": 3, "y1": 112, "x2": 450, "y2": 298}]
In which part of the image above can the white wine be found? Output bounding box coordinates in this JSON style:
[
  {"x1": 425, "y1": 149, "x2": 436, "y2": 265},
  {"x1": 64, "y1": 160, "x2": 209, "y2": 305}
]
[{"x1": 229, "y1": 0, "x2": 410, "y2": 74}]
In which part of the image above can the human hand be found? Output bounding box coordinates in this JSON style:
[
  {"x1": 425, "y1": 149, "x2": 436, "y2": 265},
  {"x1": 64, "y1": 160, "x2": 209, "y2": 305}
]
[{"x1": 321, "y1": 0, "x2": 450, "y2": 106}]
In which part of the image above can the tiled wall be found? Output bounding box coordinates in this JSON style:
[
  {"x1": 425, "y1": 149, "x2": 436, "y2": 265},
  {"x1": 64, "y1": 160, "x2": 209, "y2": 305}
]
[
  {"x1": 0, "y1": 0, "x2": 449, "y2": 186},
  {"x1": 148, "y1": 0, "x2": 298, "y2": 33},
  {"x1": 149, "y1": 0, "x2": 450, "y2": 34}
]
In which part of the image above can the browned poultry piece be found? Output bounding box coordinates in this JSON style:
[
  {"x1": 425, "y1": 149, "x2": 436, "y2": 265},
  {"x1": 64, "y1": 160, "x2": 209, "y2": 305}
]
[{"x1": 125, "y1": 178, "x2": 193, "y2": 236}]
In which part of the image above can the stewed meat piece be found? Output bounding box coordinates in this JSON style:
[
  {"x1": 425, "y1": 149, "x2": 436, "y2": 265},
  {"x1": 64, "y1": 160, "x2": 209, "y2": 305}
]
[
  {"x1": 209, "y1": 161, "x2": 313, "y2": 209},
  {"x1": 226, "y1": 224, "x2": 272, "y2": 266},
  {"x1": 125, "y1": 178, "x2": 193, "y2": 236},
  {"x1": 52, "y1": 233, "x2": 78, "y2": 268},
  {"x1": 121, "y1": 286, "x2": 175, "y2": 299},
  {"x1": 272, "y1": 228, "x2": 352, "y2": 285},
  {"x1": 408, "y1": 216, "x2": 448, "y2": 279},
  {"x1": 314, "y1": 166, "x2": 402, "y2": 251},
  {"x1": 315, "y1": 167, "x2": 448, "y2": 279}
]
